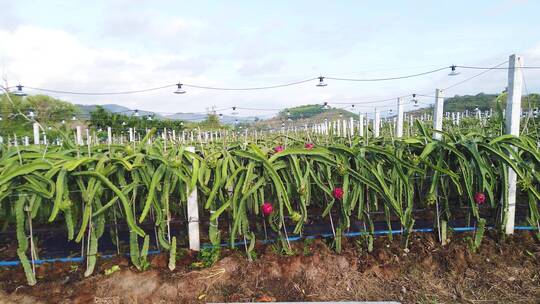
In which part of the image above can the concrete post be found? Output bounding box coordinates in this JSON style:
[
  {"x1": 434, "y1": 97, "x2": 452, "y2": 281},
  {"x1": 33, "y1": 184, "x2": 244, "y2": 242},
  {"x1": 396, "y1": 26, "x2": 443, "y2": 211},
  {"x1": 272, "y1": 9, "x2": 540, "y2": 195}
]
[
  {"x1": 107, "y1": 127, "x2": 112, "y2": 145},
  {"x1": 374, "y1": 109, "x2": 380, "y2": 137},
  {"x1": 33, "y1": 123, "x2": 40, "y2": 145},
  {"x1": 433, "y1": 89, "x2": 444, "y2": 140},
  {"x1": 396, "y1": 97, "x2": 404, "y2": 138},
  {"x1": 186, "y1": 146, "x2": 200, "y2": 251},
  {"x1": 358, "y1": 114, "x2": 364, "y2": 137},
  {"x1": 505, "y1": 54, "x2": 523, "y2": 235},
  {"x1": 76, "y1": 126, "x2": 83, "y2": 145}
]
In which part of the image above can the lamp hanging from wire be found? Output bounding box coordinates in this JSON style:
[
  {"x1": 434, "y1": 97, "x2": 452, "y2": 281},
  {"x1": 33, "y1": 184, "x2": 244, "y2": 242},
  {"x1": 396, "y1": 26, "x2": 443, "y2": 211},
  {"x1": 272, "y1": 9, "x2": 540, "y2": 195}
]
[
  {"x1": 14, "y1": 85, "x2": 27, "y2": 97},
  {"x1": 412, "y1": 94, "x2": 419, "y2": 107},
  {"x1": 316, "y1": 76, "x2": 327, "y2": 87},
  {"x1": 448, "y1": 65, "x2": 460, "y2": 76},
  {"x1": 174, "y1": 83, "x2": 186, "y2": 94}
]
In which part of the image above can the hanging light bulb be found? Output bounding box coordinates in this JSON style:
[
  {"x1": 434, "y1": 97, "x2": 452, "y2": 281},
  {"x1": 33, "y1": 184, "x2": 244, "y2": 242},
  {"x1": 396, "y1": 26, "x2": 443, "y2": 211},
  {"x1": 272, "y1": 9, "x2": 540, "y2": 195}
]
[
  {"x1": 13, "y1": 85, "x2": 27, "y2": 97},
  {"x1": 98, "y1": 128, "x2": 103, "y2": 132},
  {"x1": 474, "y1": 107, "x2": 479, "y2": 112},
  {"x1": 147, "y1": 115, "x2": 153, "y2": 121},
  {"x1": 72, "y1": 115, "x2": 77, "y2": 121},
  {"x1": 28, "y1": 111, "x2": 35, "y2": 119},
  {"x1": 287, "y1": 110, "x2": 291, "y2": 116},
  {"x1": 61, "y1": 120, "x2": 66, "y2": 124},
  {"x1": 322, "y1": 101, "x2": 330, "y2": 109},
  {"x1": 122, "y1": 121, "x2": 126, "y2": 126},
  {"x1": 235, "y1": 119, "x2": 239, "y2": 124},
  {"x1": 231, "y1": 106, "x2": 238, "y2": 115},
  {"x1": 339, "y1": 113, "x2": 343, "y2": 118},
  {"x1": 48, "y1": 126, "x2": 52, "y2": 130},
  {"x1": 174, "y1": 83, "x2": 186, "y2": 94},
  {"x1": 351, "y1": 104, "x2": 355, "y2": 109},
  {"x1": 219, "y1": 113, "x2": 223, "y2": 118},
  {"x1": 180, "y1": 122, "x2": 184, "y2": 126},
  {"x1": 389, "y1": 109, "x2": 393, "y2": 114},
  {"x1": 134, "y1": 109, "x2": 140, "y2": 117},
  {"x1": 316, "y1": 76, "x2": 327, "y2": 87},
  {"x1": 448, "y1": 65, "x2": 460, "y2": 76}
]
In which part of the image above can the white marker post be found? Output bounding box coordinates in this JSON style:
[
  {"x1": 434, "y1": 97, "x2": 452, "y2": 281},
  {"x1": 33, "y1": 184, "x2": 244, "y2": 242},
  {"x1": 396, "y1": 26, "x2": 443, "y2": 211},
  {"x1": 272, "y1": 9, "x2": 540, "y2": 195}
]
[
  {"x1": 505, "y1": 54, "x2": 523, "y2": 235},
  {"x1": 358, "y1": 114, "x2": 364, "y2": 137},
  {"x1": 433, "y1": 88, "x2": 446, "y2": 244},
  {"x1": 33, "y1": 123, "x2": 40, "y2": 145},
  {"x1": 373, "y1": 109, "x2": 380, "y2": 137},
  {"x1": 396, "y1": 97, "x2": 404, "y2": 138},
  {"x1": 76, "y1": 126, "x2": 83, "y2": 145},
  {"x1": 433, "y1": 89, "x2": 444, "y2": 140},
  {"x1": 107, "y1": 127, "x2": 112, "y2": 145},
  {"x1": 186, "y1": 146, "x2": 200, "y2": 251}
]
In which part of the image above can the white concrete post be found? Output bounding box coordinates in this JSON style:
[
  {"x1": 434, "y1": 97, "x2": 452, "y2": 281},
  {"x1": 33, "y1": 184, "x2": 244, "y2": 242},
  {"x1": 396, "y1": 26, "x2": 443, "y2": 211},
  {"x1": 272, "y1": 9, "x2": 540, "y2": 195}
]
[
  {"x1": 129, "y1": 128, "x2": 134, "y2": 142},
  {"x1": 374, "y1": 109, "x2": 380, "y2": 137},
  {"x1": 86, "y1": 129, "x2": 91, "y2": 146},
  {"x1": 396, "y1": 97, "x2": 404, "y2": 138},
  {"x1": 107, "y1": 127, "x2": 112, "y2": 145},
  {"x1": 349, "y1": 117, "x2": 354, "y2": 136},
  {"x1": 433, "y1": 89, "x2": 444, "y2": 140},
  {"x1": 186, "y1": 146, "x2": 200, "y2": 250},
  {"x1": 33, "y1": 123, "x2": 40, "y2": 145},
  {"x1": 505, "y1": 54, "x2": 523, "y2": 235},
  {"x1": 76, "y1": 126, "x2": 83, "y2": 145},
  {"x1": 358, "y1": 114, "x2": 364, "y2": 137}
]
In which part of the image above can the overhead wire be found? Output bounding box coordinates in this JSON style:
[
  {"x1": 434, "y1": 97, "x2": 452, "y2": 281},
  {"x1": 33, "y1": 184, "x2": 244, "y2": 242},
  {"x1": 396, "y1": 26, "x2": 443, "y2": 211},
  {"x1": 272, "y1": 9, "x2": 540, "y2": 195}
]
[{"x1": 325, "y1": 66, "x2": 450, "y2": 82}]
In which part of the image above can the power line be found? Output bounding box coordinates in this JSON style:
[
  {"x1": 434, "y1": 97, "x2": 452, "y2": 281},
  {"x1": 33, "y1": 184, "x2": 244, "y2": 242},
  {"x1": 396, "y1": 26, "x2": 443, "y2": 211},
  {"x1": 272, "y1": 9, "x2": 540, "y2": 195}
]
[
  {"x1": 457, "y1": 65, "x2": 540, "y2": 70},
  {"x1": 25, "y1": 84, "x2": 177, "y2": 95},
  {"x1": 444, "y1": 61, "x2": 508, "y2": 90},
  {"x1": 15, "y1": 65, "x2": 464, "y2": 96},
  {"x1": 325, "y1": 66, "x2": 450, "y2": 82},
  {"x1": 183, "y1": 78, "x2": 318, "y2": 91}
]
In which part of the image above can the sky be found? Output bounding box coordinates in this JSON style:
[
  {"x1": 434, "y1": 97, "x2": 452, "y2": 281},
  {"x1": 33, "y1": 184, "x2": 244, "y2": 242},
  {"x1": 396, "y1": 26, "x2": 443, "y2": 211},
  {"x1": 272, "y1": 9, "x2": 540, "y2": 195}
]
[{"x1": 1, "y1": 0, "x2": 539, "y2": 118}]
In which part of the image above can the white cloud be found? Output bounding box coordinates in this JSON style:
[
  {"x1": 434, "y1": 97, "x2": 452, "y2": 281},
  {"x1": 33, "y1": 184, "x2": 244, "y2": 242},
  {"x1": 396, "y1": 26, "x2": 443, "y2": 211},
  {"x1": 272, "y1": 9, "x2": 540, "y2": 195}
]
[{"x1": 0, "y1": 25, "x2": 219, "y2": 112}]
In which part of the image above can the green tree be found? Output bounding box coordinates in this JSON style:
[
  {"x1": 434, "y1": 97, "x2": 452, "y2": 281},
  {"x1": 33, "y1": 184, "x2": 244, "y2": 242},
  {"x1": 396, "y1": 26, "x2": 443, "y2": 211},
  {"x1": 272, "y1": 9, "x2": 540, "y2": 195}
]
[{"x1": 199, "y1": 113, "x2": 221, "y2": 129}]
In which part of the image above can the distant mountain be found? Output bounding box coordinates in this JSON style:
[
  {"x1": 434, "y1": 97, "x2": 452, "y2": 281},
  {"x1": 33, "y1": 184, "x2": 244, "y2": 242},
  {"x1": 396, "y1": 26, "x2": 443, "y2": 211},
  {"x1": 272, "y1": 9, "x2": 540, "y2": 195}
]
[
  {"x1": 75, "y1": 104, "x2": 257, "y2": 124},
  {"x1": 76, "y1": 104, "x2": 159, "y2": 117},
  {"x1": 164, "y1": 113, "x2": 258, "y2": 124},
  {"x1": 255, "y1": 104, "x2": 358, "y2": 129}
]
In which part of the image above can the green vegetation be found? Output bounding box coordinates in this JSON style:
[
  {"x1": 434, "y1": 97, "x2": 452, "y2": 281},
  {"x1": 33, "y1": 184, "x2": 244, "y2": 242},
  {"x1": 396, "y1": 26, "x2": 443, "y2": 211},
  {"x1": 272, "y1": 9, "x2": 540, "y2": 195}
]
[
  {"x1": 1, "y1": 113, "x2": 539, "y2": 286},
  {"x1": 0, "y1": 94, "x2": 78, "y2": 137}
]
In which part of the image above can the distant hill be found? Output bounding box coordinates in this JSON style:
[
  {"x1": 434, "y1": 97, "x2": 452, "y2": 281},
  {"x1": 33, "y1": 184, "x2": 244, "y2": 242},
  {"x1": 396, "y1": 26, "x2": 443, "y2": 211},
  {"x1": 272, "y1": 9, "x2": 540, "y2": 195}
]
[
  {"x1": 75, "y1": 104, "x2": 256, "y2": 124},
  {"x1": 255, "y1": 104, "x2": 358, "y2": 129},
  {"x1": 76, "y1": 104, "x2": 160, "y2": 117},
  {"x1": 406, "y1": 93, "x2": 540, "y2": 116}
]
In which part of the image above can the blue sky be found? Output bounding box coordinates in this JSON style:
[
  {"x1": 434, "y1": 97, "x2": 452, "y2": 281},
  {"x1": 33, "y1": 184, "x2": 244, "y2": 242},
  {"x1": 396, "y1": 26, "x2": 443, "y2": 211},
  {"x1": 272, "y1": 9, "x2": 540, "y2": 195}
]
[{"x1": 1, "y1": 0, "x2": 539, "y2": 117}]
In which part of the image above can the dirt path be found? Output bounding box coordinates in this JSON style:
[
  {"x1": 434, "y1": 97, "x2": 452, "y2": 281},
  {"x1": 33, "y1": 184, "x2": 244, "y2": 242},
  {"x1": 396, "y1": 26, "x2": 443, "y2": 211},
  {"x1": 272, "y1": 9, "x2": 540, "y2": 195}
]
[{"x1": 1, "y1": 232, "x2": 539, "y2": 303}]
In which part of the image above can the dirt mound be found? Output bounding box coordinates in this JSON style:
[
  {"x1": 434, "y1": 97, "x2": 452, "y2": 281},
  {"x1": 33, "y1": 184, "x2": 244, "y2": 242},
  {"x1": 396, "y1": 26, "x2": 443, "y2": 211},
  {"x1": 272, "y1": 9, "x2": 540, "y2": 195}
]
[{"x1": 1, "y1": 233, "x2": 539, "y2": 303}]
